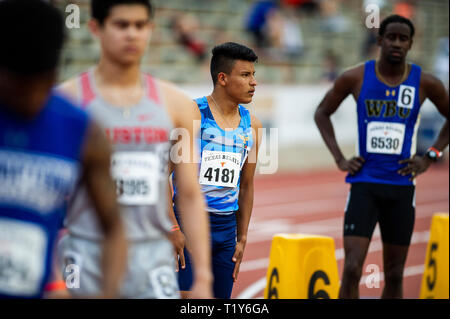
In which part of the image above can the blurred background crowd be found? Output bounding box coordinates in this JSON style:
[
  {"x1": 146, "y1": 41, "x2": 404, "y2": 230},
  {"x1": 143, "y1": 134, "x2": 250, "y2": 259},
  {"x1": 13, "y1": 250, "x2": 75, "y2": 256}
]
[{"x1": 52, "y1": 0, "x2": 449, "y2": 171}]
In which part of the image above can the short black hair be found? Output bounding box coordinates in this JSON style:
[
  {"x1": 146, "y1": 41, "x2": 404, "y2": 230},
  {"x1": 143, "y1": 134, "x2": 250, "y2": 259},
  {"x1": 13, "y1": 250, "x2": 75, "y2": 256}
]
[
  {"x1": 379, "y1": 14, "x2": 415, "y2": 38},
  {"x1": 0, "y1": 0, "x2": 65, "y2": 75},
  {"x1": 91, "y1": 0, "x2": 153, "y2": 25},
  {"x1": 210, "y1": 42, "x2": 258, "y2": 86}
]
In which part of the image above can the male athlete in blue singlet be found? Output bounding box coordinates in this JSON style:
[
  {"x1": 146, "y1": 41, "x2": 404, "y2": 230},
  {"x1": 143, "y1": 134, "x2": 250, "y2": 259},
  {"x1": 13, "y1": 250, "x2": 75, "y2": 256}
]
[
  {"x1": 0, "y1": 0, "x2": 127, "y2": 298},
  {"x1": 315, "y1": 15, "x2": 449, "y2": 299},
  {"x1": 169, "y1": 42, "x2": 262, "y2": 298}
]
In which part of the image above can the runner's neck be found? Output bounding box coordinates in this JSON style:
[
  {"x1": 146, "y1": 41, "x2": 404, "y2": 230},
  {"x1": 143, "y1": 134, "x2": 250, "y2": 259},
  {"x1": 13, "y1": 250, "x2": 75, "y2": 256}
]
[
  {"x1": 377, "y1": 59, "x2": 408, "y2": 79},
  {"x1": 96, "y1": 57, "x2": 142, "y2": 87},
  {"x1": 210, "y1": 92, "x2": 239, "y2": 117}
]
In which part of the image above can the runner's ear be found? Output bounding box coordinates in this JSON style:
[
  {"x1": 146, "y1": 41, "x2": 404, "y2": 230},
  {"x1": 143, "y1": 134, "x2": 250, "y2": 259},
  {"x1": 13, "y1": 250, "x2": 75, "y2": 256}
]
[
  {"x1": 88, "y1": 19, "x2": 101, "y2": 38},
  {"x1": 217, "y1": 72, "x2": 227, "y2": 87}
]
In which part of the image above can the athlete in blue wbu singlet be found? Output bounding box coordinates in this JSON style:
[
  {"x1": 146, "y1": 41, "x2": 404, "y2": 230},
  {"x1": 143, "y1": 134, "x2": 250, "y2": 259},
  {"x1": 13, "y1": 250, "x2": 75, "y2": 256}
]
[
  {"x1": 169, "y1": 42, "x2": 261, "y2": 299},
  {"x1": 347, "y1": 59, "x2": 421, "y2": 186},
  {"x1": 315, "y1": 14, "x2": 449, "y2": 298}
]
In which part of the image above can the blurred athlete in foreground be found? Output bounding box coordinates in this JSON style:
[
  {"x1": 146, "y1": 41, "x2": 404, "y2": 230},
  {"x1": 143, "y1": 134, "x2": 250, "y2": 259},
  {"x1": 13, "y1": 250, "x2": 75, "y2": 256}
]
[
  {"x1": 315, "y1": 15, "x2": 448, "y2": 299},
  {"x1": 0, "y1": 0, "x2": 127, "y2": 299},
  {"x1": 58, "y1": 0, "x2": 212, "y2": 298}
]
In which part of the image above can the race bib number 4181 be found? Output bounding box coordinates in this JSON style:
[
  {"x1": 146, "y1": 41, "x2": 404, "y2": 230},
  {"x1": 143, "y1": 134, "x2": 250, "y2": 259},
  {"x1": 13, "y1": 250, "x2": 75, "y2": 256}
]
[
  {"x1": 199, "y1": 150, "x2": 241, "y2": 188},
  {"x1": 366, "y1": 121, "x2": 405, "y2": 155}
]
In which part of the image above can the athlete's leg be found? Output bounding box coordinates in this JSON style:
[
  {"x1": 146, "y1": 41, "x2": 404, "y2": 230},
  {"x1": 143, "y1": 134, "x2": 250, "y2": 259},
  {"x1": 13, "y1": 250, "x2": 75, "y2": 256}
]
[
  {"x1": 174, "y1": 210, "x2": 194, "y2": 298},
  {"x1": 381, "y1": 243, "x2": 409, "y2": 299},
  {"x1": 177, "y1": 246, "x2": 193, "y2": 298},
  {"x1": 339, "y1": 183, "x2": 379, "y2": 299},
  {"x1": 339, "y1": 236, "x2": 371, "y2": 299},
  {"x1": 211, "y1": 238, "x2": 236, "y2": 298},
  {"x1": 210, "y1": 212, "x2": 237, "y2": 299},
  {"x1": 378, "y1": 185, "x2": 415, "y2": 299}
]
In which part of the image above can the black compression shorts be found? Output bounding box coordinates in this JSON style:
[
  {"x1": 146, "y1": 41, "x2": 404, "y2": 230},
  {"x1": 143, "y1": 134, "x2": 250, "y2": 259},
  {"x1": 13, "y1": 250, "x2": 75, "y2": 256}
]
[{"x1": 344, "y1": 182, "x2": 415, "y2": 246}]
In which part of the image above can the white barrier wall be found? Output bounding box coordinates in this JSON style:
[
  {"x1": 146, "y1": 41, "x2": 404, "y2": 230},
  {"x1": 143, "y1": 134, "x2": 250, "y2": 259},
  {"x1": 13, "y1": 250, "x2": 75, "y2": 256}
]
[
  {"x1": 178, "y1": 84, "x2": 441, "y2": 146},
  {"x1": 179, "y1": 84, "x2": 357, "y2": 147},
  {"x1": 177, "y1": 84, "x2": 444, "y2": 171}
]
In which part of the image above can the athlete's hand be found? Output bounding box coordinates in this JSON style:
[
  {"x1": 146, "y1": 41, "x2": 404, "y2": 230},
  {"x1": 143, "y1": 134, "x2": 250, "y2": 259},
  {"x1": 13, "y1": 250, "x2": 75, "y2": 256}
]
[
  {"x1": 232, "y1": 241, "x2": 246, "y2": 282},
  {"x1": 336, "y1": 156, "x2": 365, "y2": 175},
  {"x1": 167, "y1": 229, "x2": 186, "y2": 272},
  {"x1": 398, "y1": 155, "x2": 433, "y2": 181}
]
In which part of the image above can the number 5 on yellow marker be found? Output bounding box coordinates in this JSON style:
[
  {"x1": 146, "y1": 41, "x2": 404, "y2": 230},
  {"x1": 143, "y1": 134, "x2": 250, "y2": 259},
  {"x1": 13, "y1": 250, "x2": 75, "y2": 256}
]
[{"x1": 420, "y1": 213, "x2": 449, "y2": 299}]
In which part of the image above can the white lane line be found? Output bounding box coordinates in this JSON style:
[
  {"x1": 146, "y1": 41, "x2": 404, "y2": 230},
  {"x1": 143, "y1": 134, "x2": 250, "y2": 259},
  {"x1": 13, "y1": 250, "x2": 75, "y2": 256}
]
[
  {"x1": 252, "y1": 197, "x2": 449, "y2": 222},
  {"x1": 247, "y1": 216, "x2": 343, "y2": 244},
  {"x1": 237, "y1": 264, "x2": 427, "y2": 299},
  {"x1": 359, "y1": 264, "x2": 424, "y2": 288},
  {"x1": 237, "y1": 277, "x2": 267, "y2": 299},
  {"x1": 241, "y1": 230, "x2": 430, "y2": 272},
  {"x1": 252, "y1": 192, "x2": 448, "y2": 220},
  {"x1": 247, "y1": 201, "x2": 447, "y2": 244},
  {"x1": 236, "y1": 230, "x2": 430, "y2": 299},
  {"x1": 254, "y1": 185, "x2": 448, "y2": 209}
]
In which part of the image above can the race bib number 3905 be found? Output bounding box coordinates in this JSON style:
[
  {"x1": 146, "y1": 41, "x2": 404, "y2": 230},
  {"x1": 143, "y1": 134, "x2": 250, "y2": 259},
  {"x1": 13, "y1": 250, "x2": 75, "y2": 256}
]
[
  {"x1": 199, "y1": 150, "x2": 241, "y2": 188},
  {"x1": 111, "y1": 152, "x2": 159, "y2": 205},
  {"x1": 366, "y1": 121, "x2": 405, "y2": 155}
]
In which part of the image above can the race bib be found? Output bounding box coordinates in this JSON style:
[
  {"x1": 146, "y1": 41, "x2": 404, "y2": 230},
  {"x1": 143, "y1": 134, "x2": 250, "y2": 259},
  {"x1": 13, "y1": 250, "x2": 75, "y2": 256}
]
[
  {"x1": 199, "y1": 150, "x2": 241, "y2": 188},
  {"x1": 111, "y1": 152, "x2": 159, "y2": 205},
  {"x1": 148, "y1": 265, "x2": 179, "y2": 299},
  {"x1": 0, "y1": 219, "x2": 47, "y2": 296},
  {"x1": 397, "y1": 85, "x2": 415, "y2": 109},
  {"x1": 366, "y1": 121, "x2": 405, "y2": 155}
]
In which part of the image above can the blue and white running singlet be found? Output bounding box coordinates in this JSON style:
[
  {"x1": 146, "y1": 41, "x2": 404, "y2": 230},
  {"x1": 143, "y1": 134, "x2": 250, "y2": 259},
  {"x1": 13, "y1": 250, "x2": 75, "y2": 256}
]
[{"x1": 347, "y1": 60, "x2": 422, "y2": 186}]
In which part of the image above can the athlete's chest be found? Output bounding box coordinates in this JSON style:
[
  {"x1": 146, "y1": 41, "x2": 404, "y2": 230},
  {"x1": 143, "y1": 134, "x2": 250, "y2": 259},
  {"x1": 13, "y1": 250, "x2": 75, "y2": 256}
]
[
  {"x1": 358, "y1": 83, "x2": 421, "y2": 156},
  {"x1": 198, "y1": 124, "x2": 253, "y2": 188},
  {"x1": 87, "y1": 100, "x2": 172, "y2": 147},
  {"x1": 200, "y1": 120, "x2": 253, "y2": 151},
  {"x1": 361, "y1": 83, "x2": 420, "y2": 121}
]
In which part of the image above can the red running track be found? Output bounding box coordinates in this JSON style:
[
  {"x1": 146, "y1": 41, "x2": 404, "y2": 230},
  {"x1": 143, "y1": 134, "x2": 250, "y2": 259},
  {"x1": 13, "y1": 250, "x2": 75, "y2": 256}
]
[{"x1": 231, "y1": 162, "x2": 449, "y2": 299}]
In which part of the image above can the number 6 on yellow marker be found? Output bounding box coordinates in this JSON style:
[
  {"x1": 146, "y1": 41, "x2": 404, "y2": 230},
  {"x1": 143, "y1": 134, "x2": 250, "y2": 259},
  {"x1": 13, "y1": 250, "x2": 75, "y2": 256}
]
[{"x1": 264, "y1": 234, "x2": 339, "y2": 299}]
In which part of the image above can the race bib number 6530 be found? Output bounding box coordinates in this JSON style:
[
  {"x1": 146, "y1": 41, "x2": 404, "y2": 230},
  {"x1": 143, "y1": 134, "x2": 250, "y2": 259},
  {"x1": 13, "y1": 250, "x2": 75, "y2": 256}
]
[{"x1": 366, "y1": 121, "x2": 405, "y2": 155}]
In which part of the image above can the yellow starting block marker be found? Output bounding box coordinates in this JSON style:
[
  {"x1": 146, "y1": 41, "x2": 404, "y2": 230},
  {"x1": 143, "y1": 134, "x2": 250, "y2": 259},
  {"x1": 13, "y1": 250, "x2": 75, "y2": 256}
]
[
  {"x1": 264, "y1": 234, "x2": 339, "y2": 299},
  {"x1": 420, "y1": 213, "x2": 449, "y2": 299}
]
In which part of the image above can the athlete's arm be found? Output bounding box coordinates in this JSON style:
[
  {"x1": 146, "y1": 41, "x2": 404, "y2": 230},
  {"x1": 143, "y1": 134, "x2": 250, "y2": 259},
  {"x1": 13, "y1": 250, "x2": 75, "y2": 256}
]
[
  {"x1": 55, "y1": 78, "x2": 78, "y2": 102},
  {"x1": 421, "y1": 73, "x2": 449, "y2": 149},
  {"x1": 161, "y1": 81, "x2": 213, "y2": 299},
  {"x1": 314, "y1": 65, "x2": 365, "y2": 174},
  {"x1": 81, "y1": 120, "x2": 128, "y2": 298},
  {"x1": 166, "y1": 166, "x2": 186, "y2": 272},
  {"x1": 232, "y1": 115, "x2": 262, "y2": 282},
  {"x1": 398, "y1": 73, "x2": 449, "y2": 179},
  {"x1": 43, "y1": 233, "x2": 71, "y2": 299}
]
